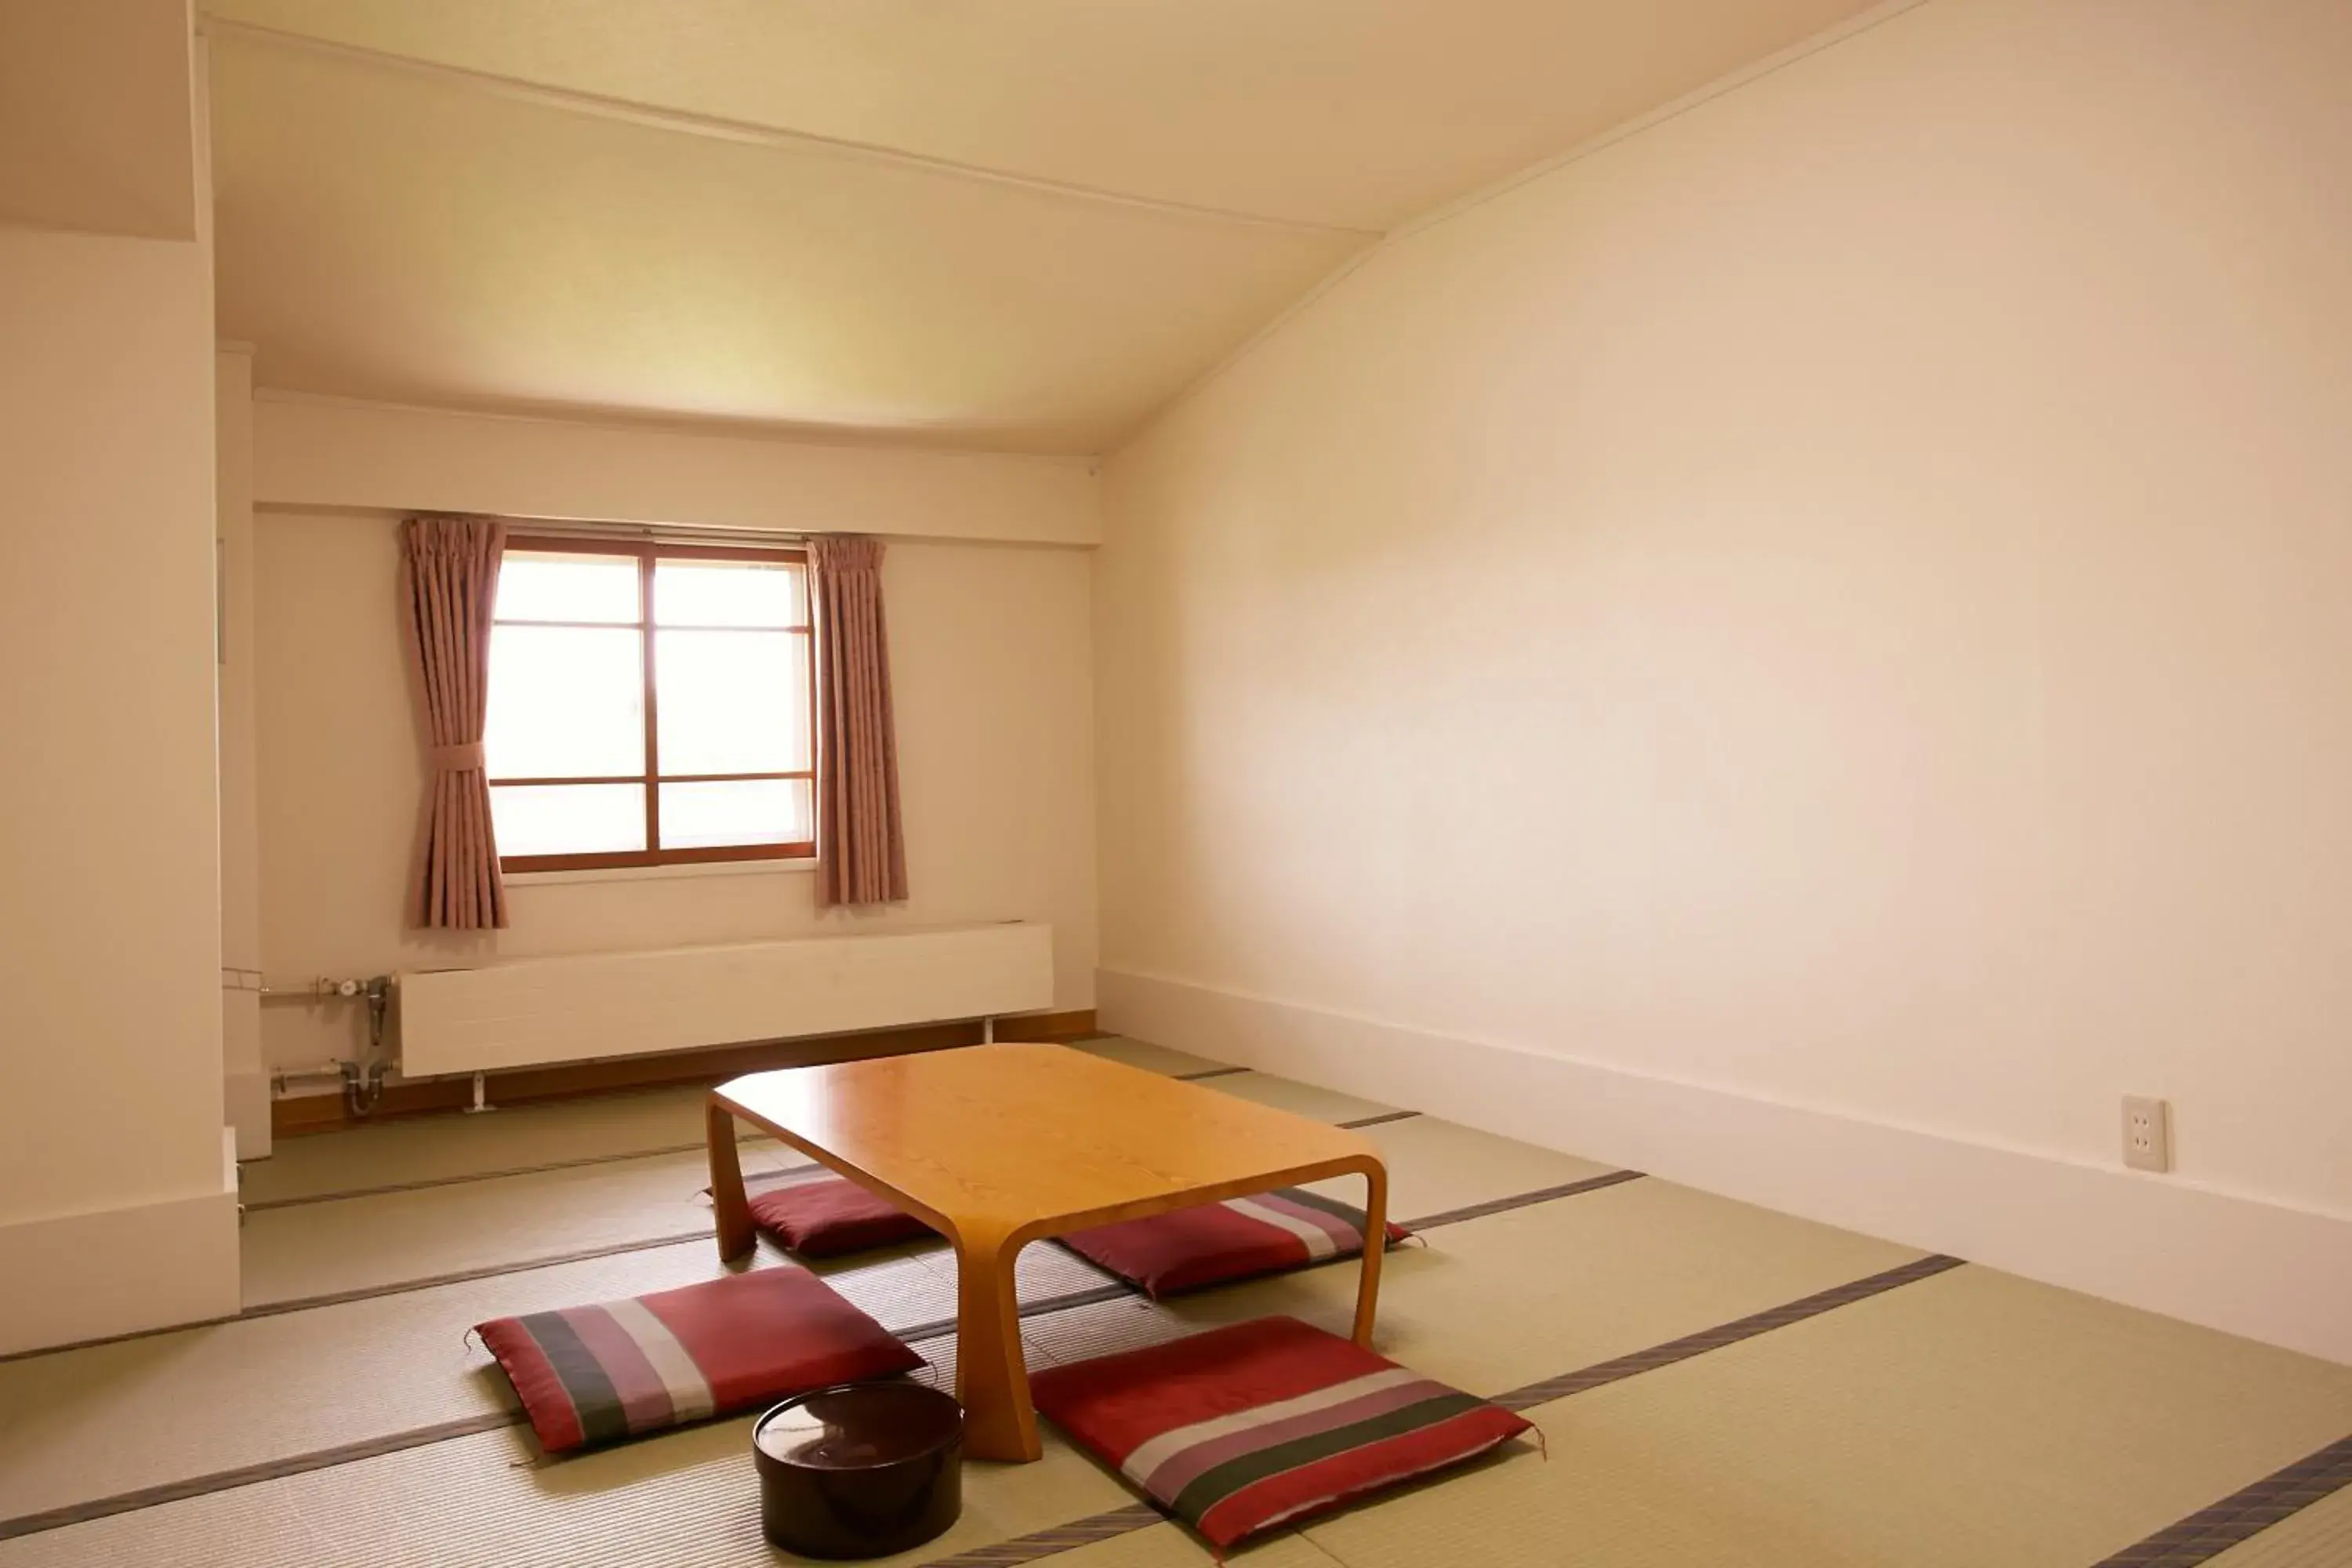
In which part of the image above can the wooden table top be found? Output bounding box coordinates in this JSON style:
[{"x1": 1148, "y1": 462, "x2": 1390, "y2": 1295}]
[{"x1": 713, "y1": 1043, "x2": 1382, "y2": 1247}]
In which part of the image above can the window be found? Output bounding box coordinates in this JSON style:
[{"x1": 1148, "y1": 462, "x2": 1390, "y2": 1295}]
[{"x1": 485, "y1": 536, "x2": 815, "y2": 871}]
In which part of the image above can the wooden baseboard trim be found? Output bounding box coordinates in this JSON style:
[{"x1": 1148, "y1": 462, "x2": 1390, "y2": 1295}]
[{"x1": 271, "y1": 1009, "x2": 1098, "y2": 1138}]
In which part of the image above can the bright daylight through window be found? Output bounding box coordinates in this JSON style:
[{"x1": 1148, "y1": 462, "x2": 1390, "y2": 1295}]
[{"x1": 485, "y1": 538, "x2": 815, "y2": 870}]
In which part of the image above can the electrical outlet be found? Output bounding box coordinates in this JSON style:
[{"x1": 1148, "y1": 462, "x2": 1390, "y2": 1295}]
[{"x1": 2122, "y1": 1095, "x2": 2172, "y2": 1173}]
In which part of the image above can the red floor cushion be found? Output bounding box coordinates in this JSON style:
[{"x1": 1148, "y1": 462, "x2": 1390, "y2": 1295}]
[
  {"x1": 747, "y1": 1170, "x2": 938, "y2": 1258},
  {"x1": 1033, "y1": 1316, "x2": 1532, "y2": 1551},
  {"x1": 476, "y1": 1266, "x2": 923, "y2": 1453},
  {"x1": 1058, "y1": 1187, "x2": 1412, "y2": 1298}
]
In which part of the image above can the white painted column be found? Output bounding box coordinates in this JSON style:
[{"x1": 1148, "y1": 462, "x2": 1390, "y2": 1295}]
[{"x1": 217, "y1": 343, "x2": 270, "y2": 1159}]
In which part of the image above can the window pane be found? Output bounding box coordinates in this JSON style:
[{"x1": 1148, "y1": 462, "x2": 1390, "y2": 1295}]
[
  {"x1": 485, "y1": 626, "x2": 644, "y2": 778},
  {"x1": 655, "y1": 629, "x2": 809, "y2": 775},
  {"x1": 654, "y1": 558, "x2": 804, "y2": 628},
  {"x1": 496, "y1": 551, "x2": 641, "y2": 624},
  {"x1": 659, "y1": 779, "x2": 811, "y2": 850},
  {"x1": 491, "y1": 783, "x2": 646, "y2": 857}
]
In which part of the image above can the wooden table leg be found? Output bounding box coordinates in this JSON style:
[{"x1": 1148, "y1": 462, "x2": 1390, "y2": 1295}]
[
  {"x1": 1352, "y1": 1157, "x2": 1389, "y2": 1348},
  {"x1": 707, "y1": 1097, "x2": 756, "y2": 1262},
  {"x1": 954, "y1": 1233, "x2": 1042, "y2": 1461}
]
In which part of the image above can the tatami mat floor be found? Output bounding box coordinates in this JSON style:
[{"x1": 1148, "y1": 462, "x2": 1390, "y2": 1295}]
[{"x1": 2, "y1": 1035, "x2": 2347, "y2": 1566}]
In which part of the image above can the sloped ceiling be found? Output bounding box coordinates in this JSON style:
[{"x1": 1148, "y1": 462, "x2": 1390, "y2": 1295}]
[{"x1": 205, "y1": 0, "x2": 1877, "y2": 453}]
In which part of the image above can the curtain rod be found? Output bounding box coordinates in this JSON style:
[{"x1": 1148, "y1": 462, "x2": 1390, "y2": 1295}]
[{"x1": 487, "y1": 517, "x2": 818, "y2": 550}]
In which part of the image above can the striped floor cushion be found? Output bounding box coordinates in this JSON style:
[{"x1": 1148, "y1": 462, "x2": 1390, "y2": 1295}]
[
  {"x1": 1056, "y1": 1188, "x2": 1412, "y2": 1298},
  {"x1": 747, "y1": 1168, "x2": 937, "y2": 1258},
  {"x1": 476, "y1": 1267, "x2": 923, "y2": 1453},
  {"x1": 1032, "y1": 1316, "x2": 1532, "y2": 1552}
]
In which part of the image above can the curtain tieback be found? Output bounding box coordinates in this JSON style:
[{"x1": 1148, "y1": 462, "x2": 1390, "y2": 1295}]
[{"x1": 430, "y1": 742, "x2": 486, "y2": 772}]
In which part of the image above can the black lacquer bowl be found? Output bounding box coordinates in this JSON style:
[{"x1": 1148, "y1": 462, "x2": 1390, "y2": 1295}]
[{"x1": 753, "y1": 1383, "x2": 964, "y2": 1559}]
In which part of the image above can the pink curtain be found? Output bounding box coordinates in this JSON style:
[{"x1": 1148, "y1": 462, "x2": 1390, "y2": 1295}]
[
  {"x1": 399, "y1": 515, "x2": 509, "y2": 929},
  {"x1": 812, "y1": 535, "x2": 909, "y2": 908}
]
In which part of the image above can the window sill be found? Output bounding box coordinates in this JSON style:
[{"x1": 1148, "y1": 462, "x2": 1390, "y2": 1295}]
[{"x1": 504, "y1": 856, "x2": 817, "y2": 888}]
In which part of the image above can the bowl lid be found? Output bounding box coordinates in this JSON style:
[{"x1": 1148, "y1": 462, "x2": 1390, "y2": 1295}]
[{"x1": 755, "y1": 1382, "x2": 964, "y2": 1471}]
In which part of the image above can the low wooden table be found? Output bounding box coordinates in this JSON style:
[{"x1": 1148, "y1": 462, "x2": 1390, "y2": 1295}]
[{"x1": 706, "y1": 1043, "x2": 1390, "y2": 1462}]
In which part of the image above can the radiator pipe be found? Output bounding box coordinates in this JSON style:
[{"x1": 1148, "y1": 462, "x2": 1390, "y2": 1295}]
[{"x1": 343, "y1": 976, "x2": 394, "y2": 1116}]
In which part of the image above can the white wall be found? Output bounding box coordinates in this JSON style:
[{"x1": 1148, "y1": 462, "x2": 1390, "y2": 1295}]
[
  {"x1": 249, "y1": 404, "x2": 1098, "y2": 1074},
  {"x1": 0, "y1": 0, "x2": 200, "y2": 241},
  {"x1": 0, "y1": 226, "x2": 236, "y2": 1348},
  {"x1": 1096, "y1": 0, "x2": 2352, "y2": 1361}
]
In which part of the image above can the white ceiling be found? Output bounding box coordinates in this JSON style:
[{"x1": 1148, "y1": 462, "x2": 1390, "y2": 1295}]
[{"x1": 205, "y1": 0, "x2": 1877, "y2": 453}]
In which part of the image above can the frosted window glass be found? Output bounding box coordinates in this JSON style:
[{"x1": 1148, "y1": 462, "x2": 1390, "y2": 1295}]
[
  {"x1": 655, "y1": 630, "x2": 809, "y2": 775},
  {"x1": 485, "y1": 626, "x2": 644, "y2": 779},
  {"x1": 496, "y1": 552, "x2": 640, "y2": 623},
  {"x1": 490, "y1": 784, "x2": 645, "y2": 857},
  {"x1": 655, "y1": 560, "x2": 805, "y2": 628},
  {"x1": 659, "y1": 779, "x2": 811, "y2": 849}
]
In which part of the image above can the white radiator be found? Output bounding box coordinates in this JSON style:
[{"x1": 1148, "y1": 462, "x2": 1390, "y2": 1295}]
[{"x1": 397, "y1": 923, "x2": 1054, "y2": 1077}]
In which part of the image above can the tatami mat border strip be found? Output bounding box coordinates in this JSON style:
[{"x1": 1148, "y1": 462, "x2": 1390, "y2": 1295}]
[
  {"x1": 240, "y1": 1040, "x2": 1167, "y2": 1211},
  {"x1": 0, "y1": 1229, "x2": 734, "y2": 1367},
  {"x1": 743, "y1": 1164, "x2": 837, "y2": 1192},
  {"x1": 241, "y1": 1134, "x2": 776, "y2": 1211},
  {"x1": 0, "y1": 1316, "x2": 251, "y2": 1367},
  {"x1": 0, "y1": 1274, "x2": 1103, "y2": 1544},
  {"x1": 1399, "y1": 1169, "x2": 1642, "y2": 1234},
  {"x1": 0, "y1": 1164, "x2": 1641, "y2": 1541},
  {"x1": 891, "y1": 1285, "x2": 1141, "y2": 1347},
  {"x1": 1, "y1": 1132, "x2": 1580, "y2": 1371},
  {"x1": 256, "y1": 1102, "x2": 1396, "y2": 1213},
  {"x1": 0, "y1": 1414, "x2": 518, "y2": 1544},
  {"x1": 1490, "y1": 1251, "x2": 1964, "y2": 1410},
  {"x1": 916, "y1": 1251, "x2": 1969, "y2": 1568},
  {"x1": 255, "y1": 1090, "x2": 1366, "y2": 1215},
  {"x1": 1408, "y1": 1167, "x2": 1643, "y2": 1229},
  {"x1": 10, "y1": 1123, "x2": 1413, "y2": 1367},
  {"x1": 918, "y1": 1159, "x2": 1639, "y2": 1354},
  {"x1": 2090, "y1": 1432, "x2": 2352, "y2": 1568},
  {"x1": 243, "y1": 1229, "x2": 739, "y2": 1319},
  {"x1": 926, "y1": 1504, "x2": 1167, "y2": 1566},
  {"x1": 241, "y1": 1042, "x2": 1144, "y2": 1213}
]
